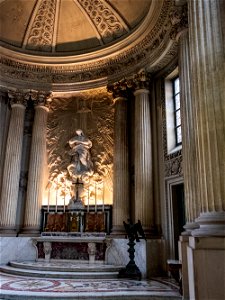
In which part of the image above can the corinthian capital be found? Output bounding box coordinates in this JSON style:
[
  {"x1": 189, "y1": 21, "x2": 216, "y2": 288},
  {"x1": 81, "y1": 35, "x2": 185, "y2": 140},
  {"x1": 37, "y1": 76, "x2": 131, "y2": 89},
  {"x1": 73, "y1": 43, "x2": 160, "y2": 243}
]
[
  {"x1": 133, "y1": 70, "x2": 151, "y2": 90},
  {"x1": 8, "y1": 89, "x2": 27, "y2": 107},
  {"x1": 169, "y1": 2, "x2": 188, "y2": 40},
  {"x1": 107, "y1": 79, "x2": 129, "y2": 99},
  {"x1": 30, "y1": 91, "x2": 53, "y2": 109}
]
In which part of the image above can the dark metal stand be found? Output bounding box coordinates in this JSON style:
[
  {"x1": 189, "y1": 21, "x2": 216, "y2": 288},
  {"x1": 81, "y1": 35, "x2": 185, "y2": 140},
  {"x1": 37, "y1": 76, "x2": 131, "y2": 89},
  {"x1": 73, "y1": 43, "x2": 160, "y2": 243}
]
[{"x1": 119, "y1": 237, "x2": 142, "y2": 280}]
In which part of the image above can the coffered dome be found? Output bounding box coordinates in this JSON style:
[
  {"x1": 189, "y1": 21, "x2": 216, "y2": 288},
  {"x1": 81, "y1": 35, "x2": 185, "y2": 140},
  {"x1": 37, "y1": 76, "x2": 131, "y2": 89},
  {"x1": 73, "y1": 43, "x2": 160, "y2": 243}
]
[
  {"x1": 0, "y1": 0, "x2": 151, "y2": 55},
  {"x1": 0, "y1": 0, "x2": 187, "y2": 91}
]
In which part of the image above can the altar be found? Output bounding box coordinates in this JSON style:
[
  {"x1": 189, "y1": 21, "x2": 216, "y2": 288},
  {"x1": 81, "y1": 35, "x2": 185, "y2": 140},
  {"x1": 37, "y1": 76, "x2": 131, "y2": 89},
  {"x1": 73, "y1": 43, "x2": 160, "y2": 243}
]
[{"x1": 32, "y1": 233, "x2": 111, "y2": 264}]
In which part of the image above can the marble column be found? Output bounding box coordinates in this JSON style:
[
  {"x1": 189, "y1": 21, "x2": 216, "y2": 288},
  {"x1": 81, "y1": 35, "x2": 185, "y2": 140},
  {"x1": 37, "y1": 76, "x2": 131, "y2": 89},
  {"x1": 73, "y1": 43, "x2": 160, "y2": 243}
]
[
  {"x1": 179, "y1": 30, "x2": 199, "y2": 235},
  {"x1": 21, "y1": 92, "x2": 51, "y2": 235},
  {"x1": 108, "y1": 83, "x2": 130, "y2": 235},
  {"x1": 133, "y1": 72, "x2": 154, "y2": 235},
  {"x1": 188, "y1": 0, "x2": 225, "y2": 236},
  {"x1": 0, "y1": 91, "x2": 11, "y2": 196},
  {"x1": 0, "y1": 91, "x2": 26, "y2": 235},
  {"x1": 187, "y1": 1, "x2": 225, "y2": 298}
]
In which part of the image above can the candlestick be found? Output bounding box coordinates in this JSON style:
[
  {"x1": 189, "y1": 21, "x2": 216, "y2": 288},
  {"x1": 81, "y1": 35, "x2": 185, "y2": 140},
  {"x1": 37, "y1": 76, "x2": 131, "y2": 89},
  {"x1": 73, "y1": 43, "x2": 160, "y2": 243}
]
[
  {"x1": 87, "y1": 187, "x2": 89, "y2": 213},
  {"x1": 102, "y1": 181, "x2": 104, "y2": 212},
  {"x1": 63, "y1": 189, "x2": 66, "y2": 213},
  {"x1": 47, "y1": 187, "x2": 50, "y2": 213},
  {"x1": 95, "y1": 182, "x2": 97, "y2": 213},
  {"x1": 55, "y1": 183, "x2": 58, "y2": 213}
]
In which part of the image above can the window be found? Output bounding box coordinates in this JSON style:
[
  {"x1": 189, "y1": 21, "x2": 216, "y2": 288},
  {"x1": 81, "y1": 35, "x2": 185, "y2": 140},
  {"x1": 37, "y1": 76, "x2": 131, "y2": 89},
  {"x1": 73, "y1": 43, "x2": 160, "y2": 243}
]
[
  {"x1": 172, "y1": 77, "x2": 182, "y2": 145},
  {"x1": 165, "y1": 68, "x2": 182, "y2": 154}
]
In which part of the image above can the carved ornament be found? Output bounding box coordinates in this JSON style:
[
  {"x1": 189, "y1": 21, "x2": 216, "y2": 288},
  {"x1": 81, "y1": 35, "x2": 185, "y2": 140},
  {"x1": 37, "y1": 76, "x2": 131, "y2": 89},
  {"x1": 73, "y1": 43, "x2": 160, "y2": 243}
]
[
  {"x1": 132, "y1": 70, "x2": 151, "y2": 90},
  {"x1": 26, "y1": 0, "x2": 57, "y2": 52},
  {"x1": 7, "y1": 89, "x2": 27, "y2": 107},
  {"x1": 107, "y1": 79, "x2": 129, "y2": 99},
  {"x1": 78, "y1": 0, "x2": 127, "y2": 44},
  {"x1": 169, "y1": 3, "x2": 188, "y2": 40}
]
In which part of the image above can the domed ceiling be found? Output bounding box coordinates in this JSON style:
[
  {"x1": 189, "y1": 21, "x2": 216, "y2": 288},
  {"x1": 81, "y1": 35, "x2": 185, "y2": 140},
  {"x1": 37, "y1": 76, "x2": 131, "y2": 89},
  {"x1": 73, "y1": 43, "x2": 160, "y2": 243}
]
[
  {"x1": 0, "y1": 0, "x2": 187, "y2": 91},
  {"x1": 0, "y1": 0, "x2": 151, "y2": 55}
]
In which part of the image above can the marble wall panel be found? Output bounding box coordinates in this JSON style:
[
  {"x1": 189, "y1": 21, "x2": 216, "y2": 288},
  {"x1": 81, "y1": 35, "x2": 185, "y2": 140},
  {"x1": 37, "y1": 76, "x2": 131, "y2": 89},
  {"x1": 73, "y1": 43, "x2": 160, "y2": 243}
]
[
  {"x1": 0, "y1": 237, "x2": 36, "y2": 264},
  {"x1": 106, "y1": 238, "x2": 147, "y2": 278}
]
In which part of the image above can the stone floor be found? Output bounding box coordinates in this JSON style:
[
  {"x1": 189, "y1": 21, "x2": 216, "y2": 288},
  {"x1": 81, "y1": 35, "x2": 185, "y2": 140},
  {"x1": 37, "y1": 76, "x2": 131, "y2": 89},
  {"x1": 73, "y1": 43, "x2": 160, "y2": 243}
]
[{"x1": 0, "y1": 272, "x2": 181, "y2": 300}]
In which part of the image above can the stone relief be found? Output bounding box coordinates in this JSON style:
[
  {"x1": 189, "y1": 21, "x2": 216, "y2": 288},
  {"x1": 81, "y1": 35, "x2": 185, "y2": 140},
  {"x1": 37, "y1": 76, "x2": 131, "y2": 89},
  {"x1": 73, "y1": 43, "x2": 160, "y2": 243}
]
[
  {"x1": 78, "y1": 0, "x2": 127, "y2": 44},
  {"x1": 26, "y1": 0, "x2": 57, "y2": 52},
  {"x1": 46, "y1": 89, "x2": 114, "y2": 204}
]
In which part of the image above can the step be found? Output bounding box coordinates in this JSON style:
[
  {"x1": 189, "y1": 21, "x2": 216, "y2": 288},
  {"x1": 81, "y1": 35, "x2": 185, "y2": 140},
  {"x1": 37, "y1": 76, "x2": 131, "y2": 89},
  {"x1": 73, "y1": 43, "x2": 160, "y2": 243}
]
[
  {"x1": 0, "y1": 263, "x2": 121, "y2": 279},
  {"x1": 8, "y1": 261, "x2": 123, "y2": 273}
]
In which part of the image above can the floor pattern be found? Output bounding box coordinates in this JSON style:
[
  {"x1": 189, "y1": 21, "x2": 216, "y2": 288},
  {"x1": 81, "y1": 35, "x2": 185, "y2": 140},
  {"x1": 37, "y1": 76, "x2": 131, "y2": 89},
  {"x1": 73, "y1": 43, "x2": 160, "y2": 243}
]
[{"x1": 0, "y1": 272, "x2": 181, "y2": 299}]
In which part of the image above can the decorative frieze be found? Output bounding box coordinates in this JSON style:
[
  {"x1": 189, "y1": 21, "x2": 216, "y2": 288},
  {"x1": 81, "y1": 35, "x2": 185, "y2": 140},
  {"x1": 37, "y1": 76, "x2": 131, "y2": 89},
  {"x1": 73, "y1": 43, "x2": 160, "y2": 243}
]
[{"x1": 164, "y1": 155, "x2": 183, "y2": 178}]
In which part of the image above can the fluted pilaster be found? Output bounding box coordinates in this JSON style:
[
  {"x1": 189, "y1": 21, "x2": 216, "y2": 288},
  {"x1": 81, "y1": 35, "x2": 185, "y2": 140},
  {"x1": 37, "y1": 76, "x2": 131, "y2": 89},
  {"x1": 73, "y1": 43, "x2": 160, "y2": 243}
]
[
  {"x1": 22, "y1": 92, "x2": 51, "y2": 235},
  {"x1": 0, "y1": 91, "x2": 26, "y2": 235},
  {"x1": 188, "y1": 0, "x2": 225, "y2": 236},
  {"x1": 179, "y1": 30, "x2": 199, "y2": 235},
  {"x1": 108, "y1": 83, "x2": 129, "y2": 235},
  {"x1": 133, "y1": 73, "x2": 154, "y2": 234}
]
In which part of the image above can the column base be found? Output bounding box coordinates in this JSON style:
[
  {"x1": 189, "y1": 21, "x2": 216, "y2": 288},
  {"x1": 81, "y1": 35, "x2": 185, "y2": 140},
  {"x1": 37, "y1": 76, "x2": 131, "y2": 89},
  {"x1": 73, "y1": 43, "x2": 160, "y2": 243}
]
[
  {"x1": 0, "y1": 226, "x2": 17, "y2": 236},
  {"x1": 192, "y1": 211, "x2": 225, "y2": 237},
  {"x1": 110, "y1": 225, "x2": 126, "y2": 237},
  {"x1": 178, "y1": 235, "x2": 190, "y2": 299},
  {"x1": 187, "y1": 236, "x2": 225, "y2": 300},
  {"x1": 142, "y1": 225, "x2": 159, "y2": 238},
  {"x1": 19, "y1": 226, "x2": 41, "y2": 237},
  {"x1": 182, "y1": 221, "x2": 199, "y2": 236}
]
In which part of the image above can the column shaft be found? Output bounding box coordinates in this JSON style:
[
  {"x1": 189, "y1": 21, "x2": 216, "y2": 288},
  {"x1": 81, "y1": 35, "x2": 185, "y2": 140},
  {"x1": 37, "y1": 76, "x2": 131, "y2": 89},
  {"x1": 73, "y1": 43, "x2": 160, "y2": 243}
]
[
  {"x1": 134, "y1": 88, "x2": 154, "y2": 233},
  {"x1": 112, "y1": 97, "x2": 129, "y2": 234},
  {"x1": 188, "y1": 0, "x2": 225, "y2": 236},
  {"x1": 179, "y1": 30, "x2": 199, "y2": 234},
  {"x1": 0, "y1": 102, "x2": 26, "y2": 235},
  {"x1": 22, "y1": 105, "x2": 48, "y2": 235}
]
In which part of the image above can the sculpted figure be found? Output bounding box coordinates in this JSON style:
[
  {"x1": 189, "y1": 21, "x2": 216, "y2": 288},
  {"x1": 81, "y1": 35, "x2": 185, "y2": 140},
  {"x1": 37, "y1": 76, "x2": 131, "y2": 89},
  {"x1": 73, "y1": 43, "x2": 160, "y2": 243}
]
[{"x1": 67, "y1": 129, "x2": 93, "y2": 180}]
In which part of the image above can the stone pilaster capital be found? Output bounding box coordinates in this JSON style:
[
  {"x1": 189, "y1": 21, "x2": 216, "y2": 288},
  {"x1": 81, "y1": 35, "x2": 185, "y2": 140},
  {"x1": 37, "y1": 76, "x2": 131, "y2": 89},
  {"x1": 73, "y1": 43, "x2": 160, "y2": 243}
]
[
  {"x1": 31, "y1": 91, "x2": 53, "y2": 111},
  {"x1": 107, "y1": 79, "x2": 129, "y2": 100},
  {"x1": 132, "y1": 70, "x2": 151, "y2": 91},
  {"x1": 8, "y1": 89, "x2": 27, "y2": 108},
  {"x1": 169, "y1": 2, "x2": 188, "y2": 41}
]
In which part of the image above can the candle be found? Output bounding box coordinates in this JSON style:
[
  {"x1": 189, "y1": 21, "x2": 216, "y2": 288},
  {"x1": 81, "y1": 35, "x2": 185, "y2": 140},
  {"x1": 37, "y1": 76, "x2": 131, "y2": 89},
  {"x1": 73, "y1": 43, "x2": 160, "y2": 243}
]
[
  {"x1": 55, "y1": 184, "x2": 58, "y2": 213},
  {"x1": 47, "y1": 187, "x2": 50, "y2": 213},
  {"x1": 102, "y1": 181, "x2": 104, "y2": 212},
  {"x1": 63, "y1": 189, "x2": 66, "y2": 213},
  {"x1": 87, "y1": 187, "x2": 89, "y2": 213},
  {"x1": 95, "y1": 182, "x2": 97, "y2": 213}
]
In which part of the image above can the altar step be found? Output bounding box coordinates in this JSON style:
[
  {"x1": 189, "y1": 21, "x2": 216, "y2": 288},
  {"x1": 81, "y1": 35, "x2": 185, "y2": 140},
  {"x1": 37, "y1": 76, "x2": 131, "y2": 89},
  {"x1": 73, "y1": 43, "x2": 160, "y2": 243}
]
[{"x1": 0, "y1": 261, "x2": 123, "y2": 279}]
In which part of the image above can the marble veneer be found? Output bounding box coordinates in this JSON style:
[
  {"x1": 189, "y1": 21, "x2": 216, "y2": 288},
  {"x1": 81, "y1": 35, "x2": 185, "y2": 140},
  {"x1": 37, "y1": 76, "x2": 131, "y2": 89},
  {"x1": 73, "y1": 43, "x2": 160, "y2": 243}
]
[
  {"x1": 0, "y1": 237, "x2": 165, "y2": 280},
  {"x1": 0, "y1": 237, "x2": 36, "y2": 264},
  {"x1": 106, "y1": 238, "x2": 165, "y2": 279}
]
